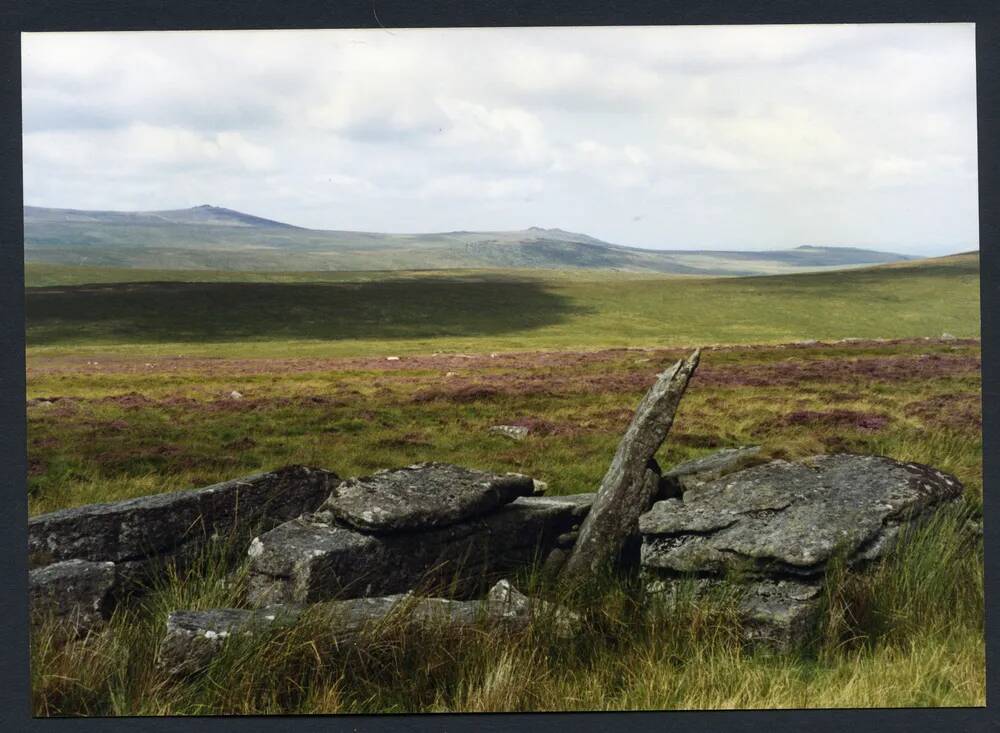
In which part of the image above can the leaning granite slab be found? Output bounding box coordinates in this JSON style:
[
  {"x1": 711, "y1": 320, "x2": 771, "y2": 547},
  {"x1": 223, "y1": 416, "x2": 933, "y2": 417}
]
[
  {"x1": 160, "y1": 579, "x2": 579, "y2": 676},
  {"x1": 562, "y1": 349, "x2": 700, "y2": 582},
  {"x1": 658, "y1": 445, "x2": 762, "y2": 500},
  {"x1": 29, "y1": 465, "x2": 339, "y2": 588},
  {"x1": 323, "y1": 462, "x2": 535, "y2": 533},
  {"x1": 247, "y1": 492, "x2": 595, "y2": 605},
  {"x1": 639, "y1": 454, "x2": 963, "y2": 649},
  {"x1": 29, "y1": 559, "x2": 118, "y2": 633}
]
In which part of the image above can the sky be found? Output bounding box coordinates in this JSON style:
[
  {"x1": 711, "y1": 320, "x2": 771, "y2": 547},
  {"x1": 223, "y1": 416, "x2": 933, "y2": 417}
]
[{"x1": 21, "y1": 24, "x2": 978, "y2": 255}]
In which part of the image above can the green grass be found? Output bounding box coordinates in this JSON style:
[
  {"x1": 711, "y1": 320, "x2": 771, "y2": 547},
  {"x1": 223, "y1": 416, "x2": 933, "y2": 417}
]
[
  {"x1": 25, "y1": 256, "x2": 984, "y2": 713},
  {"x1": 25, "y1": 253, "x2": 980, "y2": 358}
]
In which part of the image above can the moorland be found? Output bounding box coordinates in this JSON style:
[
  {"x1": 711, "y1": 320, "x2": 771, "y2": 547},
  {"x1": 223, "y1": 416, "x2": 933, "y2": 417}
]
[{"x1": 25, "y1": 248, "x2": 983, "y2": 714}]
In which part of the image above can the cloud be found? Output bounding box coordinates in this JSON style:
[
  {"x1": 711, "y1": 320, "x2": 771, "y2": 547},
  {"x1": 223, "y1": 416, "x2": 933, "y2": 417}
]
[{"x1": 21, "y1": 24, "x2": 978, "y2": 254}]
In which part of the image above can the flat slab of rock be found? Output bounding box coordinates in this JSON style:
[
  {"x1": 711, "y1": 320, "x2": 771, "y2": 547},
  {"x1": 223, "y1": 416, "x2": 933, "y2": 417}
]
[
  {"x1": 658, "y1": 446, "x2": 762, "y2": 499},
  {"x1": 29, "y1": 559, "x2": 118, "y2": 633},
  {"x1": 513, "y1": 493, "x2": 594, "y2": 517},
  {"x1": 29, "y1": 465, "x2": 338, "y2": 572},
  {"x1": 321, "y1": 462, "x2": 535, "y2": 533},
  {"x1": 161, "y1": 580, "x2": 578, "y2": 676},
  {"x1": 247, "y1": 493, "x2": 594, "y2": 605},
  {"x1": 647, "y1": 576, "x2": 822, "y2": 652},
  {"x1": 640, "y1": 454, "x2": 963, "y2": 578}
]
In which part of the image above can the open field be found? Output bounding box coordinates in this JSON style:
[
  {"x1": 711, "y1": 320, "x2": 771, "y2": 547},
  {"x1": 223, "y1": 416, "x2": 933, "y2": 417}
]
[
  {"x1": 25, "y1": 253, "x2": 980, "y2": 358},
  {"x1": 25, "y1": 256, "x2": 984, "y2": 713}
]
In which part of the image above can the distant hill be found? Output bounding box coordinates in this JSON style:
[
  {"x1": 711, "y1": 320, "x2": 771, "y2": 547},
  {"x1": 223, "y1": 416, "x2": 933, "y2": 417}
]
[
  {"x1": 23, "y1": 205, "x2": 922, "y2": 275},
  {"x1": 24, "y1": 204, "x2": 300, "y2": 229}
]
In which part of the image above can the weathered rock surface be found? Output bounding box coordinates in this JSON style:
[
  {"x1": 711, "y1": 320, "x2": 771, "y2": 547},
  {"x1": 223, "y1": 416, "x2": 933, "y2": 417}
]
[
  {"x1": 322, "y1": 462, "x2": 535, "y2": 533},
  {"x1": 159, "y1": 605, "x2": 303, "y2": 676},
  {"x1": 29, "y1": 559, "x2": 118, "y2": 633},
  {"x1": 556, "y1": 531, "x2": 579, "y2": 548},
  {"x1": 640, "y1": 454, "x2": 963, "y2": 577},
  {"x1": 562, "y1": 349, "x2": 700, "y2": 582},
  {"x1": 490, "y1": 425, "x2": 530, "y2": 441},
  {"x1": 658, "y1": 445, "x2": 762, "y2": 499},
  {"x1": 647, "y1": 576, "x2": 822, "y2": 652},
  {"x1": 540, "y1": 548, "x2": 568, "y2": 580},
  {"x1": 640, "y1": 454, "x2": 962, "y2": 649},
  {"x1": 247, "y1": 493, "x2": 594, "y2": 605},
  {"x1": 161, "y1": 580, "x2": 577, "y2": 676},
  {"x1": 486, "y1": 579, "x2": 581, "y2": 638},
  {"x1": 29, "y1": 466, "x2": 338, "y2": 575}
]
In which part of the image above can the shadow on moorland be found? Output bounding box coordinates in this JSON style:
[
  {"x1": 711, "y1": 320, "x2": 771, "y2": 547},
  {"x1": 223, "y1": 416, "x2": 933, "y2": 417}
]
[{"x1": 25, "y1": 275, "x2": 589, "y2": 345}]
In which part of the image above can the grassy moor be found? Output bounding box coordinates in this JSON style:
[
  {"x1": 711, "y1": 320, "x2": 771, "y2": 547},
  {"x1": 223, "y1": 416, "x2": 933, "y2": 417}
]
[
  {"x1": 21, "y1": 24, "x2": 983, "y2": 719},
  {"x1": 26, "y1": 255, "x2": 983, "y2": 714}
]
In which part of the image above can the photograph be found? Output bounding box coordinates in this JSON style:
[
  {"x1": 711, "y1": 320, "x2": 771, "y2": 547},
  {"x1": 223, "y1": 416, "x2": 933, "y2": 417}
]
[{"x1": 21, "y1": 23, "x2": 983, "y2": 715}]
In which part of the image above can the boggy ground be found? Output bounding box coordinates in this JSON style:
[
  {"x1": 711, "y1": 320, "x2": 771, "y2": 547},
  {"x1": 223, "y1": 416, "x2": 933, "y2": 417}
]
[{"x1": 27, "y1": 337, "x2": 984, "y2": 714}]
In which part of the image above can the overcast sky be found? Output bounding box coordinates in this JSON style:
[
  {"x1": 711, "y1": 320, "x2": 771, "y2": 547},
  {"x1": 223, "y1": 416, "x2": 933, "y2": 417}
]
[{"x1": 22, "y1": 24, "x2": 978, "y2": 255}]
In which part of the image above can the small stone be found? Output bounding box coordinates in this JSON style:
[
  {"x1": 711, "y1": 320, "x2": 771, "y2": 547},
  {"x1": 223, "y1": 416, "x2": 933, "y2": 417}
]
[
  {"x1": 30, "y1": 559, "x2": 118, "y2": 634},
  {"x1": 556, "y1": 531, "x2": 578, "y2": 548},
  {"x1": 486, "y1": 579, "x2": 580, "y2": 638},
  {"x1": 964, "y1": 519, "x2": 983, "y2": 539},
  {"x1": 541, "y1": 547, "x2": 568, "y2": 580},
  {"x1": 490, "y1": 425, "x2": 530, "y2": 441}
]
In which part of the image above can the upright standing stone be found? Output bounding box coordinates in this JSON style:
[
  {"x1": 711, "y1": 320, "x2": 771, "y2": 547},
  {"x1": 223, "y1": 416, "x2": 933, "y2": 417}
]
[{"x1": 560, "y1": 349, "x2": 700, "y2": 583}]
